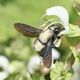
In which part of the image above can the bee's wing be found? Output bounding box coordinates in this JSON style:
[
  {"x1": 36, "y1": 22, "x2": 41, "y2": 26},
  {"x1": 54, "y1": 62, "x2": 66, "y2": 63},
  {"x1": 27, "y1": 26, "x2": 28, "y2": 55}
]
[
  {"x1": 43, "y1": 40, "x2": 52, "y2": 68},
  {"x1": 14, "y1": 23, "x2": 42, "y2": 37}
]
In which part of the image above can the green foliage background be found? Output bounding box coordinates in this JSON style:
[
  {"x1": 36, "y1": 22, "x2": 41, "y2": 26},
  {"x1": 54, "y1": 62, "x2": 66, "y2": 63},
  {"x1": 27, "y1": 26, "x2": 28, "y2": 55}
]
[{"x1": 0, "y1": 0, "x2": 80, "y2": 80}]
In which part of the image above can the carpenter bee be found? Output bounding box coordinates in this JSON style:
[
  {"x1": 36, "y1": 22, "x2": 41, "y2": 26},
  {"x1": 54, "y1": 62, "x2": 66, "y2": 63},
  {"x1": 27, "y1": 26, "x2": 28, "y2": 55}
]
[
  {"x1": 14, "y1": 21, "x2": 65, "y2": 68},
  {"x1": 14, "y1": 6, "x2": 69, "y2": 68}
]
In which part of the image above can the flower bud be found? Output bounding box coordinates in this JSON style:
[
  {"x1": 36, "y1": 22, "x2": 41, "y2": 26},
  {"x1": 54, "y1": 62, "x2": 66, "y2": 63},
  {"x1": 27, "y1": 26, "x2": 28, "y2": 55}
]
[
  {"x1": 0, "y1": 56, "x2": 10, "y2": 80},
  {"x1": 27, "y1": 55, "x2": 41, "y2": 74},
  {"x1": 73, "y1": 0, "x2": 80, "y2": 15}
]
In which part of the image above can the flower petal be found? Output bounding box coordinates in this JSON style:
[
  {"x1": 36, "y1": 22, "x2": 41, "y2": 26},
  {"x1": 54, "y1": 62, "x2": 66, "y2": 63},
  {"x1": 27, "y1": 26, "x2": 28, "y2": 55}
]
[{"x1": 46, "y1": 6, "x2": 69, "y2": 32}]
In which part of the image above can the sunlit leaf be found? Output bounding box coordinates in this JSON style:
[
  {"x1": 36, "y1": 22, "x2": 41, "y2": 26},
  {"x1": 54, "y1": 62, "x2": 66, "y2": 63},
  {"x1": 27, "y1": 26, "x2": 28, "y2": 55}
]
[
  {"x1": 66, "y1": 24, "x2": 80, "y2": 37},
  {"x1": 50, "y1": 62, "x2": 72, "y2": 80}
]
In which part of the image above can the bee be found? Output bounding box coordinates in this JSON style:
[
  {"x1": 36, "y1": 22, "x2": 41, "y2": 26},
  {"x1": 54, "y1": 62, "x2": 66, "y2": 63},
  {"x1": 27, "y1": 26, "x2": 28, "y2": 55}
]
[
  {"x1": 14, "y1": 6, "x2": 69, "y2": 68},
  {"x1": 14, "y1": 21, "x2": 65, "y2": 68}
]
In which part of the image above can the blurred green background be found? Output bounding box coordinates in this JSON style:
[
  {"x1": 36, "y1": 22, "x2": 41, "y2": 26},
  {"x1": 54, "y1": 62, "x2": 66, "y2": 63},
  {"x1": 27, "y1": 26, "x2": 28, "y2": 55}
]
[{"x1": 0, "y1": 0, "x2": 80, "y2": 80}]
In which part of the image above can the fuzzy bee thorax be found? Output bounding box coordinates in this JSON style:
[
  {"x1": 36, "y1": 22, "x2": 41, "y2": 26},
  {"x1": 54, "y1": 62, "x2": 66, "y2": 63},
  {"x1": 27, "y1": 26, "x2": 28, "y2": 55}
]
[{"x1": 34, "y1": 28, "x2": 53, "y2": 52}]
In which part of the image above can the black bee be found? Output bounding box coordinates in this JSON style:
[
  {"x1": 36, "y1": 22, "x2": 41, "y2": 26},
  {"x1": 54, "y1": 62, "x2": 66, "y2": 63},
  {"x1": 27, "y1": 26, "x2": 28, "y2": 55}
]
[{"x1": 14, "y1": 22, "x2": 65, "y2": 68}]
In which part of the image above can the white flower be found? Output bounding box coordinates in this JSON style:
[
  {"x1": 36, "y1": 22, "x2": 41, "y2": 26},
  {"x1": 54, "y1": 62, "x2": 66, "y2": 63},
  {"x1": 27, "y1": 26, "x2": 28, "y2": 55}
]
[
  {"x1": 46, "y1": 6, "x2": 69, "y2": 32},
  {"x1": 0, "y1": 55, "x2": 10, "y2": 80},
  {"x1": 52, "y1": 48, "x2": 60, "y2": 60},
  {"x1": 71, "y1": 72, "x2": 80, "y2": 80},
  {"x1": 72, "y1": 61, "x2": 80, "y2": 80},
  {"x1": 72, "y1": 61, "x2": 80, "y2": 73},
  {"x1": 27, "y1": 55, "x2": 41, "y2": 74},
  {"x1": 27, "y1": 48, "x2": 60, "y2": 74}
]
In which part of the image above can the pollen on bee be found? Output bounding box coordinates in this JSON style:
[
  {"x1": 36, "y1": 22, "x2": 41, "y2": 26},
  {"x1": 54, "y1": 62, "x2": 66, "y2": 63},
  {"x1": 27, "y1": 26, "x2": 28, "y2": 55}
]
[
  {"x1": 40, "y1": 62, "x2": 51, "y2": 75},
  {"x1": 34, "y1": 40, "x2": 45, "y2": 52},
  {"x1": 39, "y1": 29, "x2": 53, "y2": 43}
]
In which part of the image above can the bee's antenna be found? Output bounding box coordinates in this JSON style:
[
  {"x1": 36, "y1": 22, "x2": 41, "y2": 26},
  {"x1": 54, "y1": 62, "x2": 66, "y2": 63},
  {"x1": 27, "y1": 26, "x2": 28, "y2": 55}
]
[{"x1": 34, "y1": 14, "x2": 46, "y2": 27}]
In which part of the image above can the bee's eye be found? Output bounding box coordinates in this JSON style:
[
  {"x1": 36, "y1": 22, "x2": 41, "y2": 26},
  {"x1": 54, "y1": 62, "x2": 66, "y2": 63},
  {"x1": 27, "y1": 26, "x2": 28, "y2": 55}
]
[{"x1": 54, "y1": 28, "x2": 60, "y2": 35}]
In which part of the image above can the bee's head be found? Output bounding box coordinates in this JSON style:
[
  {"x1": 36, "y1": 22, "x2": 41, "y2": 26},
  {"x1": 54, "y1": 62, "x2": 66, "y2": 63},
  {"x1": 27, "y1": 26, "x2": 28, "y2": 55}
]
[
  {"x1": 49, "y1": 23, "x2": 65, "y2": 36},
  {"x1": 53, "y1": 27, "x2": 65, "y2": 35}
]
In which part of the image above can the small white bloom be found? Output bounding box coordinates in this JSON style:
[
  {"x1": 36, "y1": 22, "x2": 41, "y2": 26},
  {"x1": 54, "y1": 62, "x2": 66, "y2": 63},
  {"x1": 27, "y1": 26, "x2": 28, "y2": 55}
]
[
  {"x1": 46, "y1": 6, "x2": 69, "y2": 32},
  {"x1": 71, "y1": 72, "x2": 80, "y2": 80},
  {"x1": 72, "y1": 61, "x2": 80, "y2": 73},
  {"x1": 72, "y1": 61, "x2": 80, "y2": 80},
  {"x1": 27, "y1": 49, "x2": 60, "y2": 74},
  {"x1": 52, "y1": 48, "x2": 60, "y2": 60},
  {"x1": 0, "y1": 55, "x2": 10, "y2": 80},
  {"x1": 27, "y1": 55, "x2": 42, "y2": 74}
]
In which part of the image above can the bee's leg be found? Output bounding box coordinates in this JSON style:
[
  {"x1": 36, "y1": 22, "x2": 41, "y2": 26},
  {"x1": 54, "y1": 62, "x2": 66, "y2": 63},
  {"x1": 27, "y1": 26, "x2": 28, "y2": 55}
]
[
  {"x1": 52, "y1": 36, "x2": 61, "y2": 48},
  {"x1": 37, "y1": 45, "x2": 47, "y2": 57}
]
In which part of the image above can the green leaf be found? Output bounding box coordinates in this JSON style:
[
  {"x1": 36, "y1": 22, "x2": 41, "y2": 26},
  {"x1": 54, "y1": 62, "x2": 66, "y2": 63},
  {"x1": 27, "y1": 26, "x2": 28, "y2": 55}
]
[
  {"x1": 70, "y1": 46, "x2": 79, "y2": 59},
  {"x1": 64, "y1": 72, "x2": 72, "y2": 80},
  {"x1": 66, "y1": 24, "x2": 80, "y2": 37},
  {"x1": 50, "y1": 62, "x2": 64, "y2": 80},
  {"x1": 69, "y1": 46, "x2": 80, "y2": 62},
  {"x1": 50, "y1": 62, "x2": 72, "y2": 80}
]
